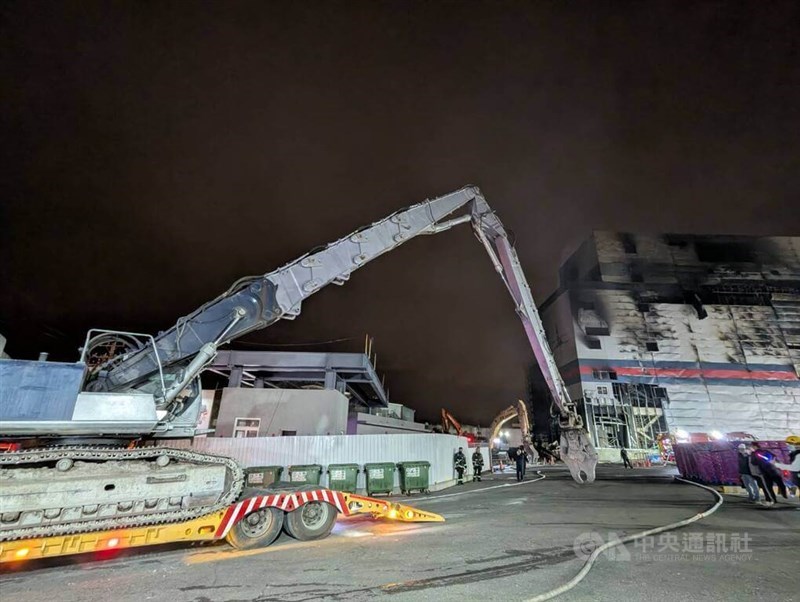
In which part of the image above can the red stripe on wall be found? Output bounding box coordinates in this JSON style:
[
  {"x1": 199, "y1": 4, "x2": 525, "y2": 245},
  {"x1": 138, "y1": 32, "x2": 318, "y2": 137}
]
[{"x1": 577, "y1": 365, "x2": 797, "y2": 381}]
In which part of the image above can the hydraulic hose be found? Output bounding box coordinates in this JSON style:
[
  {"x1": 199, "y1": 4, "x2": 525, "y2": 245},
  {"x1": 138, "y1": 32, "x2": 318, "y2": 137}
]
[{"x1": 524, "y1": 477, "x2": 724, "y2": 602}]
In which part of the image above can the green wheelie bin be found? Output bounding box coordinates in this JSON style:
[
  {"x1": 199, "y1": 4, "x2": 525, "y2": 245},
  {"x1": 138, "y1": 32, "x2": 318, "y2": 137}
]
[
  {"x1": 364, "y1": 462, "x2": 396, "y2": 496},
  {"x1": 327, "y1": 464, "x2": 360, "y2": 493},
  {"x1": 398, "y1": 461, "x2": 431, "y2": 495},
  {"x1": 286, "y1": 464, "x2": 323, "y2": 485},
  {"x1": 245, "y1": 465, "x2": 284, "y2": 488}
]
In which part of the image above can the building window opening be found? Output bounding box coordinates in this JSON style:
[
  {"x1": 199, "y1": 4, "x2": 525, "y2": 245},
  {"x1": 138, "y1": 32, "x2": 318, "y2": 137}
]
[
  {"x1": 233, "y1": 417, "x2": 261, "y2": 438},
  {"x1": 620, "y1": 233, "x2": 637, "y2": 254},
  {"x1": 592, "y1": 369, "x2": 618, "y2": 380},
  {"x1": 696, "y1": 241, "x2": 756, "y2": 263},
  {"x1": 665, "y1": 235, "x2": 688, "y2": 248},
  {"x1": 586, "y1": 338, "x2": 602, "y2": 350},
  {"x1": 645, "y1": 341, "x2": 659, "y2": 352}
]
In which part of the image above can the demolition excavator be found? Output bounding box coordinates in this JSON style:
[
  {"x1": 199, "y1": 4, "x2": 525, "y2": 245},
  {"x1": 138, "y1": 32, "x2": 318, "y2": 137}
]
[
  {"x1": 0, "y1": 185, "x2": 597, "y2": 561},
  {"x1": 488, "y1": 399, "x2": 537, "y2": 461},
  {"x1": 441, "y1": 409, "x2": 465, "y2": 437}
]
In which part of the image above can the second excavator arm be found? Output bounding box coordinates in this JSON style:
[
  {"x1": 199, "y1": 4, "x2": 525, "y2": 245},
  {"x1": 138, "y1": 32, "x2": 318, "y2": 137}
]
[
  {"x1": 441, "y1": 409, "x2": 464, "y2": 436},
  {"x1": 488, "y1": 400, "x2": 537, "y2": 462}
]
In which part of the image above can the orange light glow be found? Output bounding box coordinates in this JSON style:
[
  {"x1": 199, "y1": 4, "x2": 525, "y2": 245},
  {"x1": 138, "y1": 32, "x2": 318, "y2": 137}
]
[
  {"x1": 15, "y1": 548, "x2": 30, "y2": 558},
  {"x1": 388, "y1": 509, "x2": 398, "y2": 519},
  {"x1": 405, "y1": 511, "x2": 414, "y2": 519},
  {"x1": 107, "y1": 538, "x2": 120, "y2": 548}
]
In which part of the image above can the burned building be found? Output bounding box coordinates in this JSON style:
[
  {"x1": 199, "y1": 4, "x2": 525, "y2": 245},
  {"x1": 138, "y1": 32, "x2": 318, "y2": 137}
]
[{"x1": 531, "y1": 232, "x2": 800, "y2": 450}]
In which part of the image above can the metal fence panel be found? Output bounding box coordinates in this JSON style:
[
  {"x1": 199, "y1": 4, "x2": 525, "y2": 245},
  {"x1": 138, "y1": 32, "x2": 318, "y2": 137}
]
[{"x1": 161, "y1": 433, "x2": 471, "y2": 492}]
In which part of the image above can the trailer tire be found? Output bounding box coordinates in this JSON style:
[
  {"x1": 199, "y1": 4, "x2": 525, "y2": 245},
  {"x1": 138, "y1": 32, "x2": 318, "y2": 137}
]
[
  {"x1": 226, "y1": 506, "x2": 284, "y2": 550},
  {"x1": 283, "y1": 501, "x2": 337, "y2": 541}
]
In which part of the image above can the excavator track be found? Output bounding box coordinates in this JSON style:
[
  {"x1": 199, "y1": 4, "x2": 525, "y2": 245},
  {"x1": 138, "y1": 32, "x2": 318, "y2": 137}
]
[{"x1": 0, "y1": 446, "x2": 245, "y2": 542}]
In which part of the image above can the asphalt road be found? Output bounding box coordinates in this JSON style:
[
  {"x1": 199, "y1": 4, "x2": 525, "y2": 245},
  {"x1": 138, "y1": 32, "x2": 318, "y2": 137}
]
[{"x1": 1, "y1": 466, "x2": 797, "y2": 602}]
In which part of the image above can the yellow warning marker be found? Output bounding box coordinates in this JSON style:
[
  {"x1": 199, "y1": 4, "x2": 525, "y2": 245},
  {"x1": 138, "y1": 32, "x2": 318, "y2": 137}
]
[{"x1": 340, "y1": 493, "x2": 444, "y2": 523}]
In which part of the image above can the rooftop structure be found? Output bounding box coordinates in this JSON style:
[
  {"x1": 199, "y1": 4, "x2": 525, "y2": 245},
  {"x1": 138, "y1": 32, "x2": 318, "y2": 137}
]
[{"x1": 206, "y1": 350, "x2": 388, "y2": 411}]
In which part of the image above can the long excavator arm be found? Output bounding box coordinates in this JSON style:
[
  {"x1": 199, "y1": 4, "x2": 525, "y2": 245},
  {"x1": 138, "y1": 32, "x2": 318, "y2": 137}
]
[
  {"x1": 488, "y1": 400, "x2": 537, "y2": 462},
  {"x1": 441, "y1": 409, "x2": 464, "y2": 436},
  {"x1": 95, "y1": 187, "x2": 481, "y2": 398},
  {"x1": 90, "y1": 185, "x2": 597, "y2": 482}
]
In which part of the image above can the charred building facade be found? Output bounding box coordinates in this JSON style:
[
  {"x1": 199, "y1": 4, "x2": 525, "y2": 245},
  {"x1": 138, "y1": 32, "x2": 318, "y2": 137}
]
[{"x1": 531, "y1": 232, "x2": 800, "y2": 450}]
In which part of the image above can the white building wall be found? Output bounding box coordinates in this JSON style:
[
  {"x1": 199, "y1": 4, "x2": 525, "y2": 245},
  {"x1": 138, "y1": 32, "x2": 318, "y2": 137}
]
[
  {"x1": 546, "y1": 232, "x2": 800, "y2": 443},
  {"x1": 564, "y1": 289, "x2": 800, "y2": 440},
  {"x1": 348, "y1": 412, "x2": 428, "y2": 435},
  {"x1": 215, "y1": 388, "x2": 348, "y2": 437},
  {"x1": 163, "y1": 433, "x2": 471, "y2": 492}
]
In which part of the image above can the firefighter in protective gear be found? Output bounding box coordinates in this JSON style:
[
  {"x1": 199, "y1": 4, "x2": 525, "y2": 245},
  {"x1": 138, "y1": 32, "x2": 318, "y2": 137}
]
[
  {"x1": 472, "y1": 446, "x2": 484, "y2": 482},
  {"x1": 454, "y1": 447, "x2": 467, "y2": 485},
  {"x1": 772, "y1": 435, "x2": 800, "y2": 496}
]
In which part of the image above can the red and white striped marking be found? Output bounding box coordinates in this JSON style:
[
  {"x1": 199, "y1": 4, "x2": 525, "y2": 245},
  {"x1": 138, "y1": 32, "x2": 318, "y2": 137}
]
[{"x1": 215, "y1": 490, "x2": 348, "y2": 538}]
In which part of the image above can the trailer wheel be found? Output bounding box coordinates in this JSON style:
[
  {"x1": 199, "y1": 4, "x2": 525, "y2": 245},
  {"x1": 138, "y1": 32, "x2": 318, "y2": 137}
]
[
  {"x1": 226, "y1": 507, "x2": 284, "y2": 550},
  {"x1": 283, "y1": 501, "x2": 337, "y2": 541}
]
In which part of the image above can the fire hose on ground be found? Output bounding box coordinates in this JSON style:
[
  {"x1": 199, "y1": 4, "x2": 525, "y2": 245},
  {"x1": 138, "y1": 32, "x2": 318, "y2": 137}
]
[{"x1": 524, "y1": 477, "x2": 724, "y2": 602}]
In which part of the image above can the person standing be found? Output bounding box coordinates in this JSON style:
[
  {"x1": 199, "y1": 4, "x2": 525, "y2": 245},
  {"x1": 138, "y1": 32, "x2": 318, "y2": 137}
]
[
  {"x1": 515, "y1": 445, "x2": 527, "y2": 481},
  {"x1": 771, "y1": 435, "x2": 799, "y2": 501},
  {"x1": 753, "y1": 444, "x2": 788, "y2": 501},
  {"x1": 620, "y1": 446, "x2": 633, "y2": 469},
  {"x1": 737, "y1": 443, "x2": 760, "y2": 502},
  {"x1": 749, "y1": 444, "x2": 779, "y2": 505},
  {"x1": 453, "y1": 447, "x2": 467, "y2": 485},
  {"x1": 472, "y1": 447, "x2": 484, "y2": 482}
]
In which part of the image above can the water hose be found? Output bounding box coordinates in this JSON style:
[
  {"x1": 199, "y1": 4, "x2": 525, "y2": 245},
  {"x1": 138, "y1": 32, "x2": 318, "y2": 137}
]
[{"x1": 524, "y1": 477, "x2": 723, "y2": 602}]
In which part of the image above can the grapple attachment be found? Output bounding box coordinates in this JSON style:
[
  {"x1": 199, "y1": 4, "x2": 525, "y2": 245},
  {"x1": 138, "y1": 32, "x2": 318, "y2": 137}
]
[{"x1": 559, "y1": 427, "x2": 599, "y2": 484}]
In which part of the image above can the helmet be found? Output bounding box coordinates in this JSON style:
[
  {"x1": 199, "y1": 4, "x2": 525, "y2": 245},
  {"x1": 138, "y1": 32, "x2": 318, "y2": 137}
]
[{"x1": 786, "y1": 435, "x2": 800, "y2": 446}]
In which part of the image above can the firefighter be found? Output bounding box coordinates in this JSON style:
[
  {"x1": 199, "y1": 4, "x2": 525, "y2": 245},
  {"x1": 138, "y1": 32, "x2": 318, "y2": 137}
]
[
  {"x1": 472, "y1": 446, "x2": 484, "y2": 482},
  {"x1": 515, "y1": 445, "x2": 528, "y2": 481},
  {"x1": 771, "y1": 435, "x2": 800, "y2": 499},
  {"x1": 620, "y1": 446, "x2": 633, "y2": 469},
  {"x1": 454, "y1": 447, "x2": 467, "y2": 485}
]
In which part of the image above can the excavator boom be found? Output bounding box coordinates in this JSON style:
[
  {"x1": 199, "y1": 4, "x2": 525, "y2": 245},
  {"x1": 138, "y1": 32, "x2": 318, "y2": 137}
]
[
  {"x1": 441, "y1": 409, "x2": 464, "y2": 436},
  {"x1": 97, "y1": 187, "x2": 573, "y2": 424},
  {"x1": 488, "y1": 400, "x2": 537, "y2": 462},
  {"x1": 2, "y1": 186, "x2": 597, "y2": 482}
]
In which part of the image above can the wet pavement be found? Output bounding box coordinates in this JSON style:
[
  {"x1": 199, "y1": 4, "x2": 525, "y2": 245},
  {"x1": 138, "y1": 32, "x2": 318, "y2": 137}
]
[{"x1": 1, "y1": 465, "x2": 797, "y2": 601}]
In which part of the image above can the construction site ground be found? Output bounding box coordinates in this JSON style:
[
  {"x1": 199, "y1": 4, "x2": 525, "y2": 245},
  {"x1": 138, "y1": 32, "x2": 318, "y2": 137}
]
[{"x1": 1, "y1": 465, "x2": 797, "y2": 602}]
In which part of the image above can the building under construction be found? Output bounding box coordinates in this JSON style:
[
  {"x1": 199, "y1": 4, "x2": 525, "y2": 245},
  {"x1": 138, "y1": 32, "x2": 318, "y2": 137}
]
[{"x1": 530, "y1": 232, "x2": 800, "y2": 450}]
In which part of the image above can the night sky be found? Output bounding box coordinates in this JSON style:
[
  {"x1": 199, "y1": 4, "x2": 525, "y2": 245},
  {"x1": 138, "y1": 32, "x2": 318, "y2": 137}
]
[{"x1": 2, "y1": 2, "x2": 799, "y2": 425}]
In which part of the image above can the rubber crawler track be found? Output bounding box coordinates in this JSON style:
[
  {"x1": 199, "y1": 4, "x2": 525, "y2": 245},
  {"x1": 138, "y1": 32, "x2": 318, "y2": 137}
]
[{"x1": 0, "y1": 446, "x2": 245, "y2": 542}]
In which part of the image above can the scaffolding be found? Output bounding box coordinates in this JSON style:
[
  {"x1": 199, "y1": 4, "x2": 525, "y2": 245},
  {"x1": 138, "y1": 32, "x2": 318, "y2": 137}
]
[{"x1": 583, "y1": 382, "x2": 669, "y2": 449}]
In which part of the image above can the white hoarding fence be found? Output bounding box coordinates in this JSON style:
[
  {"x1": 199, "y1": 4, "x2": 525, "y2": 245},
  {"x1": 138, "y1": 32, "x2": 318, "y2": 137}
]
[{"x1": 161, "y1": 433, "x2": 471, "y2": 493}]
